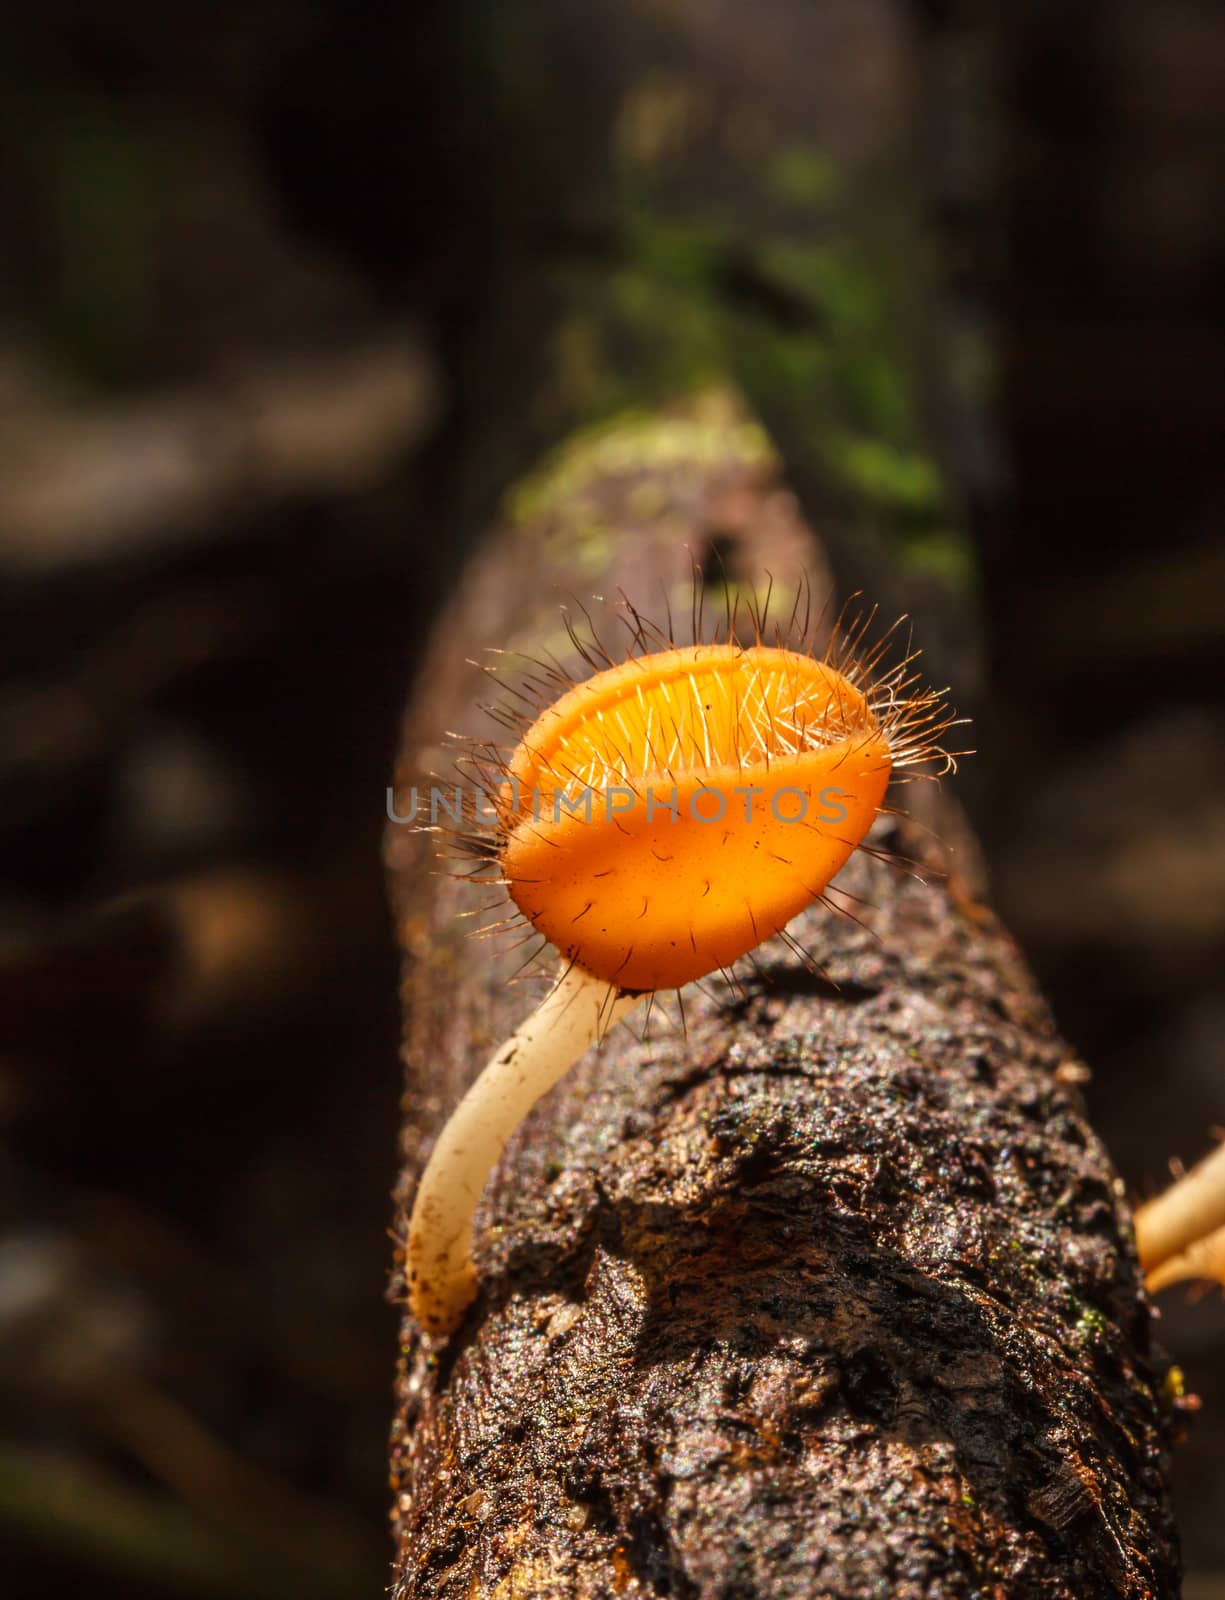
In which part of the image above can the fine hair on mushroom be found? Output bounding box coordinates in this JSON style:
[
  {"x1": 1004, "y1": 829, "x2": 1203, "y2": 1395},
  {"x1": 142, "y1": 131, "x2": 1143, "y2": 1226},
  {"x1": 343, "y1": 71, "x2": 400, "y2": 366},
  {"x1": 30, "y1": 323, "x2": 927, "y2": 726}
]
[{"x1": 405, "y1": 573, "x2": 965, "y2": 1336}]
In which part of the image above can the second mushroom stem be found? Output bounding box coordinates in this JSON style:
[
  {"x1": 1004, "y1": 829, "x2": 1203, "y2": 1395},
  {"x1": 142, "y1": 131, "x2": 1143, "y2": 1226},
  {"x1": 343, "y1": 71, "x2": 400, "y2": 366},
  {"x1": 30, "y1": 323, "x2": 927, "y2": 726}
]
[{"x1": 1135, "y1": 1138, "x2": 1225, "y2": 1279}]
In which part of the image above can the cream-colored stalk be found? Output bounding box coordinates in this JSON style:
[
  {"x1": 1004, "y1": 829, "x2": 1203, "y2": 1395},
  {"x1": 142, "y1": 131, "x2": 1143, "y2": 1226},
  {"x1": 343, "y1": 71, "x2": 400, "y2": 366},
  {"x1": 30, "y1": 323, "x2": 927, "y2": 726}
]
[
  {"x1": 1135, "y1": 1139, "x2": 1225, "y2": 1278},
  {"x1": 407, "y1": 965, "x2": 643, "y2": 1336},
  {"x1": 1145, "y1": 1220, "x2": 1225, "y2": 1294}
]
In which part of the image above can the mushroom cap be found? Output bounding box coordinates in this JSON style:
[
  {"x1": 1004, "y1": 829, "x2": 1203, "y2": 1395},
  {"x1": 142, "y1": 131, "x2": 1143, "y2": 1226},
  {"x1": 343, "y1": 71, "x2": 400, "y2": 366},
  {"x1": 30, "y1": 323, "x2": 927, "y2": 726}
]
[{"x1": 498, "y1": 643, "x2": 891, "y2": 990}]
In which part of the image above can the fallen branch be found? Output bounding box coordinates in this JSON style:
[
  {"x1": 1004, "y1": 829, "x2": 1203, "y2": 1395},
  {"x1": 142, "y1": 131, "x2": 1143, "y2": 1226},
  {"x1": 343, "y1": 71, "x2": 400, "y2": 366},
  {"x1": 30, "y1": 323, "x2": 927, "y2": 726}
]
[{"x1": 386, "y1": 431, "x2": 1180, "y2": 1599}]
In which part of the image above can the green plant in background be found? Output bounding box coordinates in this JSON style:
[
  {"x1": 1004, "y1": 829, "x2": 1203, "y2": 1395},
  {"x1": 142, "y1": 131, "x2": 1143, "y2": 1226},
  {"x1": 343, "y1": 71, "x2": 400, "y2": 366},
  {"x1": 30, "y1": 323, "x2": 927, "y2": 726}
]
[
  {"x1": 528, "y1": 86, "x2": 978, "y2": 595},
  {"x1": 0, "y1": 38, "x2": 157, "y2": 388},
  {"x1": 49, "y1": 93, "x2": 156, "y2": 385}
]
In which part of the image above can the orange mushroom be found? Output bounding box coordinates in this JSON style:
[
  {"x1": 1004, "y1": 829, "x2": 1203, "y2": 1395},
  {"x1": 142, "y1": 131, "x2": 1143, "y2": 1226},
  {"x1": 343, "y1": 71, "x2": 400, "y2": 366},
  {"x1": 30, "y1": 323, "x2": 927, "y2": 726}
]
[
  {"x1": 406, "y1": 596, "x2": 960, "y2": 1335},
  {"x1": 499, "y1": 645, "x2": 893, "y2": 992}
]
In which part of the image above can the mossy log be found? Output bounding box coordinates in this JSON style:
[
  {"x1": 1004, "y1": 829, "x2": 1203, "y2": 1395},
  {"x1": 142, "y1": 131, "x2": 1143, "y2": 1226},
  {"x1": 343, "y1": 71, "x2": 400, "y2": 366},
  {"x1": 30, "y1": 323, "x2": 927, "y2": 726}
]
[{"x1": 385, "y1": 434, "x2": 1180, "y2": 1599}]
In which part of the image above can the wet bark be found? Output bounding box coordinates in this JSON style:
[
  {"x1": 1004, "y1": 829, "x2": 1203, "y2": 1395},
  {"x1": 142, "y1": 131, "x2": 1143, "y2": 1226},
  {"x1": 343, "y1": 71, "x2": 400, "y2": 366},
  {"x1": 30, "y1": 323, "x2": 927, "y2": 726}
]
[{"x1": 385, "y1": 448, "x2": 1181, "y2": 1599}]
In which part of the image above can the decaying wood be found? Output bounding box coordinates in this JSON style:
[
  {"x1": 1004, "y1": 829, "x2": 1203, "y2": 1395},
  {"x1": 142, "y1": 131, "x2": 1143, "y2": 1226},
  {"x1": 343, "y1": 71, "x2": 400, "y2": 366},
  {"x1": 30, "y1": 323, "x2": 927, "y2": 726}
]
[{"x1": 385, "y1": 436, "x2": 1181, "y2": 1598}]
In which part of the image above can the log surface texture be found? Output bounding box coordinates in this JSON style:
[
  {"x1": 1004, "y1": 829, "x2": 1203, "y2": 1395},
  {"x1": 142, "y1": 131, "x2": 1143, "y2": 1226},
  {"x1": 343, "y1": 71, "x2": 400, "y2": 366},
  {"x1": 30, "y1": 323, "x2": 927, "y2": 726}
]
[{"x1": 385, "y1": 454, "x2": 1180, "y2": 1600}]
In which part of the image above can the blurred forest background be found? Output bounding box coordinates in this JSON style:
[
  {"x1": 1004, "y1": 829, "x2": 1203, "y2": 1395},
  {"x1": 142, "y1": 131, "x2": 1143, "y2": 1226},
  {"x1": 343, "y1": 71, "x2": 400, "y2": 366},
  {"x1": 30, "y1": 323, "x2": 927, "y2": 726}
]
[{"x1": 1, "y1": 1, "x2": 1223, "y2": 1596}]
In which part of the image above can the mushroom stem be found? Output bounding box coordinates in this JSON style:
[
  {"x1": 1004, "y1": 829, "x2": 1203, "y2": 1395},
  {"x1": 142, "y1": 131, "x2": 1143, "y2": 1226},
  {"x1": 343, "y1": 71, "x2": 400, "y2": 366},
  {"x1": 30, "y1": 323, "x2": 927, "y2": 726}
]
[
  {"x1": 407, "y1": 964, "x2": 643, "y2": 1335},
  {"x1": 1145, "y1": 1220, "x2": 1225, "y2": 1294},
  {"x1": 1135, "y1": 1139, "x2": 1225, "y2": 1272}
]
